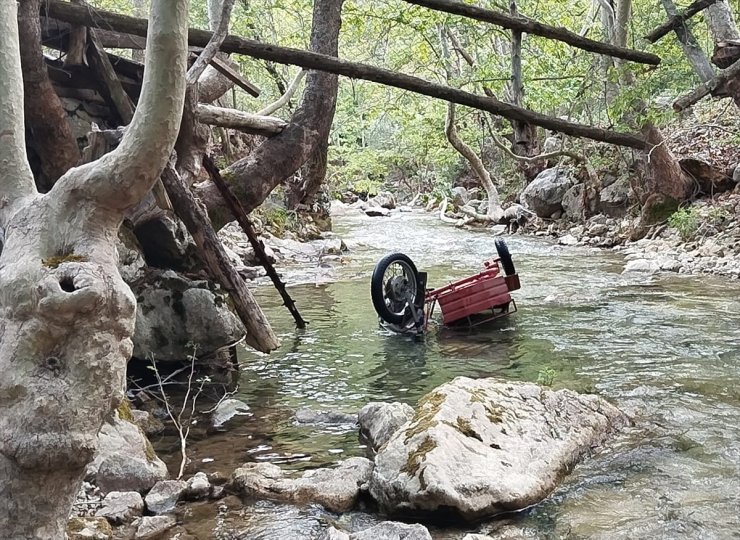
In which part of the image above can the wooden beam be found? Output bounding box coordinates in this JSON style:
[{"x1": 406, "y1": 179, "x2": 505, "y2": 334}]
[
  {"x1": 645, "y1": 0, "x2": 719, "y2": 43},
  {"x1": 403, "y1": 0, "x2": 660, "y2": 65},
  {"x1": 196, "y1": 104, "x2": 286, "y2": 136},
  {"x1": 43, "y1": 0, "x2": 648, "y2": 149},
  {"x1": 86, "y1": 28, "x2": 135, "y2": 123},
  {"x1": 189, "y1": 49, "x2": 261, "y2": 97}
]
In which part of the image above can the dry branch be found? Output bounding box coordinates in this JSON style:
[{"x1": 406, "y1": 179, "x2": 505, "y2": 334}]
[
  {"x1": 404, "y1": 0, "x2": 660, "y2": 65},
  {"x1": 196, "y1": 105, "x2": 287, "y2": 136},
  {"x1": 645, "y1": 0, "x2": 719, "y2": 43},
  {"x1": 257, "y1": 69, "x2": 306, "y2": 116},
  {"x1": 43, "y1": 1, "x2": 648, "y2": 149},
  {"x1": 203, "y1": 156, "x2": 306, "y2": 329},
  {"x1": 673, "y1": 57, "x2": 740, "y2": 111}
]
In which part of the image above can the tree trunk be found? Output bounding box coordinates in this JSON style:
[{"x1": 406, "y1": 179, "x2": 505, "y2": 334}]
[
  {"x1": 660, "y1": 0, "x2": 715, "y2": 82},
  {"x1": 196, "y1": 0, "x2": 345, "y2": 229},
  {"x1": 17, "y1": 0, "x2": 81, "y2": 190},
  {"x1": 705, "y1": 0, "x2": 740, "y2": 42},
  {"x1": 0, "y1": 0, "x2": 188, "y2": 535}
]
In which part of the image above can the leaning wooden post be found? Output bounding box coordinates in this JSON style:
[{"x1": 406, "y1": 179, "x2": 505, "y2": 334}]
[{"x1": 203, "y1": 156, "x2": 308, "y2": 329}]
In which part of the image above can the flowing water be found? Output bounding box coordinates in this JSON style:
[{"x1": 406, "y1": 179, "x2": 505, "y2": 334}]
[{"x1": 167, "y1": 212, "x2": 740, "y2": 539}]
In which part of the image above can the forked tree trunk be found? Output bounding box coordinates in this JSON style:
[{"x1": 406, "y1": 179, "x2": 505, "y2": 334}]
[
  {"x1": 0, "y1": 0, "x2": 188, "y2": 535},
  {"x1": 196, "y1": 0, "x2": 345, "y2": 229}
]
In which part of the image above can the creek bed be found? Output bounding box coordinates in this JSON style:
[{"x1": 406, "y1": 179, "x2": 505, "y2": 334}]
[{"x1": 160, "y1": 212, "x2": 740, "y2": 539}]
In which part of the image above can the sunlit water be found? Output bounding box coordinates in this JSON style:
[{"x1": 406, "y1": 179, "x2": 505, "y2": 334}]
[{"x1": 164, "y1": 212, "x2": 740, "y2": 539}]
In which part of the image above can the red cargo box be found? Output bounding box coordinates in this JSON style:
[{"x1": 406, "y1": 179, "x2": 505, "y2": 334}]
[{"x1": 433, "y1": 268, "x2": 512, "y2": 325}]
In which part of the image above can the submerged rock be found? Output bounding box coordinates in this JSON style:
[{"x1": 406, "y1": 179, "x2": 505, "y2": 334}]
[
  {"x1": 145, "y1": 480, "x2": 186, "y2": 514},
  {"x1": 368, "y1": 377, "x2": 629, "y2": 521},
  {"x1": 325, "y1": 521, "x2": 432, "y2": 540},
  {"x1": 211, "y1": 398, "x2": 251, "y2": 428},
  {"x1": 358, "y1": 402, "x2": 414, "y2": 450},
  {"x1": 230, "y1": 457, "x2": 374, "y2": 512},
  {"x1": 134, "y1": 515, "x2": 176, "y2": 540},
  {"x1": 294, "y1": 408, "x2": 357, "y2": 426},
  {"x1": 88, "y1": 409, "x2": 168, "y2": 494}
]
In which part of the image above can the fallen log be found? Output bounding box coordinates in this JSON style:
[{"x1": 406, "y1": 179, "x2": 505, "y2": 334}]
[
  {"x1": 43, "y1": 1, "x2": 648, "y2": 149},
  {"x1": 673, "y1": 57, "x2": 740, "y2": 111},
  {"x1": 404, "y1": 0, "x2": 660, "y2": 65},
  {"x1": 645, "y1": 0, "x2": 719, "y2": 43},
  {"x1": 196, "y1": 104, "x2": 287, "y2": 136}
]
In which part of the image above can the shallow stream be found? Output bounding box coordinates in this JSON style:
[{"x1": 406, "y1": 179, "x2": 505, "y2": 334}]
[{"x1": 166, "y1": 212, "x2": 740, "y2": 539}]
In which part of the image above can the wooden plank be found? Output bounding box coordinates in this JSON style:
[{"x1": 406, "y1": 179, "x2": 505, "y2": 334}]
[
  {"x1": 208, "y1": 54, "x2": 261, "y2": 97},
  {"x1": 86, "y1": 28, "x2": 135, "y2": 123}
]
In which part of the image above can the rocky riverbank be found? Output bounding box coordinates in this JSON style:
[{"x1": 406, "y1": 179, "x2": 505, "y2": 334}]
[{"x1": 68, "y1": 378, "x2": 628, "y2": 539}]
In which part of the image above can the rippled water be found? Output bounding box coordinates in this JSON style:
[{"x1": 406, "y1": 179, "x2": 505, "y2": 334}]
[{"x1": 169, "y1": 212, "x2": 740, "y2": 539}]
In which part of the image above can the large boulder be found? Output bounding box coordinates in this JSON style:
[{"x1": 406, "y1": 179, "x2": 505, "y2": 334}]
[
  {"x1": 520, "y1": 167, "x2": 576, "y2": 218},
  {"x1": 230, "y1": 457, "x2": 374, "y2": 513},
  {"x1": 131, "y1": 269, "x2": 244, "y2": 361},
  {"x1": 561, "y1": 184, "x2": 585, "y2": 221},
  {"x1": 358, "y1": 402, "x2": 414, "y2": 451},
  {"x1": 598, "y1": 176, "x2": 631, "y2": 217},
  {"x1": 88, "y1": 408, "x2": 169, "y2": 494},
  {"x1": 368, "y1": 377, "x2": 629, "y2": 521},
  {"x1": 95, "y1": 491, "x2": 144, "y2": 525}
]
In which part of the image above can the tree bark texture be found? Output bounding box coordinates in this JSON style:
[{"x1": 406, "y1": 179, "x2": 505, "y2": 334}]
[
  {"x1": 0, "y1": 0, "x2": 188, "y2": 535},
  {"x1": 195, "y1": 0, "x2": 345, "y2": 229},
  {"x1": 44, "y1": 0, "x2": 650, "y2": 151},
  {"x1": 660, "y1": 0, "x2": 715, "y2": 83},
  {"x1": 705, "y1": 0, "x2": 740, "y2": 42},
  {"x1": 18, "y1": 0, "x2": 81, "y2": 190}
]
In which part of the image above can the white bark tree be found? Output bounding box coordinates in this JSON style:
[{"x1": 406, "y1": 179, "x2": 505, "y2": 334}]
[
  {"x1": 705, "y1": 0, "x2": 740, "y2": 42},
  {"x1": 0, "y1": 0, "x2": 189, "y2": 536}
]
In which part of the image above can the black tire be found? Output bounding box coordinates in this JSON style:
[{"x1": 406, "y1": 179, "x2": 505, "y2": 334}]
[
  {"x1": 371, "y1": 253, "x2": 421, "y2": 325},
  {"x1": 495, "y1": 238, "x2": 516, "y2": 276}
]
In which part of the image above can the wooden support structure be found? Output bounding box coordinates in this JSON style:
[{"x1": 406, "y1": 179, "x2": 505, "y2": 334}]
[
  {"x1": 403, "y1": 0, "x2": 660, "y2": 65},
  {"x1": 645, "y1": 0, "x2": 719, "y2": 43},
  {"x1": 196, "y1": 104, "x2": 286, "y2": 136},
  {"x1": 203, "y1": 156, "x2": 307, "y2": 330},
  {"x1": 42, "y1": 0, "x2": 649, "y2": 149},
  {"x1": 87, "y1": 29, "x2": 135, "y2": 123},
  {"x1": 161, "y1": 165, "x2": 280, "y2": 353},
  {"x1": 189, "y1": 49, "x2": 261, "y2": 97}
]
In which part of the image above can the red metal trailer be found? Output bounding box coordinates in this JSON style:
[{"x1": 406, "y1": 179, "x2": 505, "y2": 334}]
[{"x1": 370, "y1": 238, "x2": 520, "y2": 333}]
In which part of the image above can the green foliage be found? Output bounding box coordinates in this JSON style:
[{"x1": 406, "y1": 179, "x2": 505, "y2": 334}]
[
  {"x1": 668, "y1": 208, "x2": 700, "y2": 241},
  {"x1": 536, "y1": 368, "x2": 556, "y2": 387}
]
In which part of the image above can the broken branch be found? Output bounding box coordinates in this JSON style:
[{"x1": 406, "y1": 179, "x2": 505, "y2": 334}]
[{"x1": 645, "y1": 0, "x2": 719, "y2": 43}]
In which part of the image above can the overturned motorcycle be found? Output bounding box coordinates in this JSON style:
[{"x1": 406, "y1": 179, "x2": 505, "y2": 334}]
[{"x1": 370, "y1": 239, "x2": 520, "y2": 334}]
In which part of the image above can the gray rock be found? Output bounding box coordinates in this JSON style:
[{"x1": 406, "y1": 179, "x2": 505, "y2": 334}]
[
  {"x1": 89, "y1": 410, "x2": 168, "y2": 494},
  {"x1": 622, "y1": 259, "x2": 660, "y2": 274},
  {"x1": 211, "y1": 398, "x2": 251, "y2": 428},
  {"x1": 558, "y1": 234, "x2": 579, "y2": 246},
  {"x1": 398, "y1": 206, "x2": 413, "y2": 213},
  {"x1": 372, "y1": 191, "x2": 397, "y2": 210},
  {"x1": 599, "y1": 176, "x2": 631, "y2": 216},
  {"x1": 132, "y1": 269, "x2": 245, "y2": 362},
  {"x1": 95, "y1": 491, "x2": 144, "y2": 525},
  {"x1": 324, "y1": 527, "x2": 351, "y2": 540},
  {"x1": 368, "y1": 377, "x2": 629, "y2": 521},
  {"x1": 365, "y1": 207, "x2": 391, "y2": 218},
  {"x1": 490, "y1": 225, "x2": 507, "y2": 235},
  {"x1": 135, "y1": 515, "x2": 176, "y2": 540},
  {"x1": 588, "y1": 223, "x2": 609, "y2": 236},
  {"x1": 451, "y1": 186, "x2": 470, "y2": 206},
  {"x1": 295, "y1": 408, "x2": 357, "y2": 426},
  {"x1": 145, "y1": 480, "x2": 186, "y2": 515},
  {"x1": 185, "y1": 472, "x2": 211, "y2": 500},
  {"x1": 130, "y1": 409, "x2": 165, "y2": 436},
  {"x1": 350, "y1": 522, "x2": 432, "y2": 540},
  {"x1": 561, "y1": 184, "x2": 585, "y2": 221},
  {"x1": 358, "y1": 402, "x2": 414, "y2": 451},
  {"x1": 230, "y1": 457, "x2": 374, "y2": 513},
  {"x1": 520, "y1": 167, "x2": 576, "y2": 218}
]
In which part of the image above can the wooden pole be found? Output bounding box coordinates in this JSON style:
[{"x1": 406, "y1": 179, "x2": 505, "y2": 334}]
[
  {"x1": 43, "y1": 1, "x2": 649, "y2": 150},
  {"x1": 202, "y1": 156, "x2": 307, "y2": 330}
]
